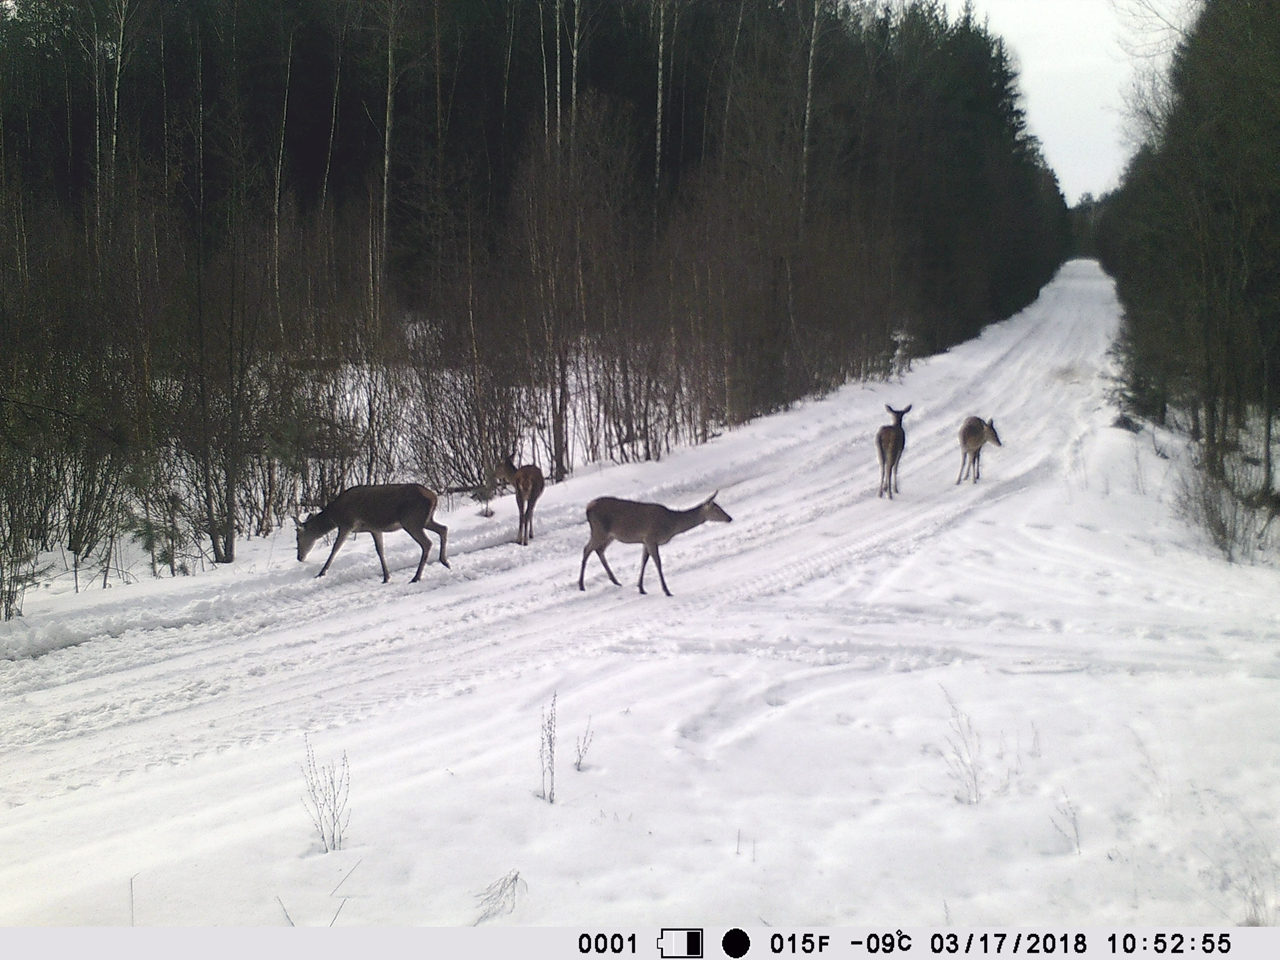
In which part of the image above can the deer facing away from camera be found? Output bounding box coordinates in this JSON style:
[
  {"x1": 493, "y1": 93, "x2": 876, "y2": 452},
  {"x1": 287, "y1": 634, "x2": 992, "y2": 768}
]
[
  {"x1": 496, "y1": 455, "x2": 545, "y2": 546},
  {"x1": 956, "y1": 417, "x2": 1002, "y2": 484},
  {"x1": 578, "y1": 492, "x2": 732, "y2": 596},
  {"x1": 295, "y1": 484, "x2": 449, "y2": 583},
  {"x1": 876, "y1": 403, "x2": 912, "y2": 498}
]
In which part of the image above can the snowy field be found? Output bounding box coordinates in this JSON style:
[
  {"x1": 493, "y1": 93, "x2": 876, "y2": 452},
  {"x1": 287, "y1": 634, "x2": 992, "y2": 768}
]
[{"x1": 2, "y1": 260, "x2": 1279, "y2": 928}]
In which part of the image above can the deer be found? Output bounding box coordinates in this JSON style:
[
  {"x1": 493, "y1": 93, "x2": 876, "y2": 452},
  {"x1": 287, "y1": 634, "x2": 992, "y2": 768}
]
[
  {"x1": 578, "y1": 492, "x2": 732, "y2": 596},
  {"x1": 956, "y1": 416, "x2": 1002, "y2": 484},
  {"x1": 294, "y1": 484, "x2": 449, "y2": 583},
  {"x1": 875, "y1": 403, "x2": 912, "y2": 498},
  {"x1": 495, "y1": 454, "x2": 545, "y2": 546}
]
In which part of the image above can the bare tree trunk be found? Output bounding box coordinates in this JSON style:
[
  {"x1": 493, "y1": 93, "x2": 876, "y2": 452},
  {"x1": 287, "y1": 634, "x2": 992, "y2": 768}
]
[
  {"x1": 434, "y1": 0, "x2": 444, "y2": 188},
  {"x1": 799, "y1": 0, "x2": 820, "y2": 241},
  {"x1": 538, "y1": 0, "x2": 550, "y2": 154},
  {"x1": 502, "y1": 0, "x2": 519, "y2": 136},
  {"x1": 321, "y1": 13, "x2": 348, "y2": 210},
  {"x1": 378, "y1": 0, "x2": 401, "y2": 335},
  {"x1": 193, "y1": 29, "x2": 224, "y2": 565},
  {"x1": 653, "y1": 0, "x2": 666, "y2": 240},
  {"x1": 274, "y1": 32, "x2": 294, "y2": 326},
  {"x1": 159, "y1": 11, "x2": 169, "y2": 194},
  {"x1": 1263, "y1": 346, "x2": 1274, "y2": 495},
  {"x1": 81, "y1": 10, "x2": 104, "y2": 258},
  {"x1": 571, "y1": 0, "x2": 584, "y2": 158},
  {"x1": 108, "y1": 0, "x2": 136, "y2": 204},
  {"x1": 555, "y1": 0, "x2": 563, "y2": 153}
]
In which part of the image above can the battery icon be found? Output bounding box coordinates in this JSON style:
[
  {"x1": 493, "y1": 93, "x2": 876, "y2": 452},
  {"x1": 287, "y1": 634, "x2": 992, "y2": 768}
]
[{"x1": 657, "y1": 928, "x2": 704, "y2": 958}]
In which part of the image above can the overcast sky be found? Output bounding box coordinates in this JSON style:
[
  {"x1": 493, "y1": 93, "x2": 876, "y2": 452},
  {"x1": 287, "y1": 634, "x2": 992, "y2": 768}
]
[{"x1": 943, "y1": 0, "x2": 1146, "y2": 206}]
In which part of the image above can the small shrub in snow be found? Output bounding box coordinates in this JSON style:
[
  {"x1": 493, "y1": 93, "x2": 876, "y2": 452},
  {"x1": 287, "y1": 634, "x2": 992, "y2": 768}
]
[
  {"x1": 1051, "y1": 789, "x2": 1082, "y2": 855},
  {"x1": 942, "y1": 688, "x2": 983, "y2": 805},
  {"x1": 539, "y1": 692, "x2": 557, "y2": 803},
  {"x1": 1192, "y1": 790, "x2": 1278, "y2": 926},
  {"x1": 472, "y1": 476, "x2": 497, "y2": 518},
  {"x1": 302, "y1": 735, "x2": 350, "y2": 852},
  {"x1": 1176, "y1": 446, "x2": 1280, "y2": 564}
]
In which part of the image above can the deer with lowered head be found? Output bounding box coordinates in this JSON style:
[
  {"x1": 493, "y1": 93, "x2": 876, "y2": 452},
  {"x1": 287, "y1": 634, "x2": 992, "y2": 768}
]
[
  {"x1": 295, "y1": 484, "x2": 449, "y2": 583},
  {"x1": 578, "y1": 492, "x2": 732, "y2": 596},
  {"x1": 495, "y1": 455, "x2": 545, "y2": 546},
  {"x1": 876, "y1": 403, "x2": 912, "y2": 499},
  {"x1": 956, "y1": 416, "x2": 1002, "y2": 484}
]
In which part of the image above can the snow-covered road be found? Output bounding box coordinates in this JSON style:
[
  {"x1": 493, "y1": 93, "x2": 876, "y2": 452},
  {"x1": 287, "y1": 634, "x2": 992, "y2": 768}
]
[{"x1": 3, "y1": 260, "x2": 1278, "y2": 926}]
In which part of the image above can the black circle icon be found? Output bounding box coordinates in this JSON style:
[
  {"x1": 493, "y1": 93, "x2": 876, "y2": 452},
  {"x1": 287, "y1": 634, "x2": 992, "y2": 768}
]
[{"x1": 722, "y1": 928, "x2": 751, "y2": 958}]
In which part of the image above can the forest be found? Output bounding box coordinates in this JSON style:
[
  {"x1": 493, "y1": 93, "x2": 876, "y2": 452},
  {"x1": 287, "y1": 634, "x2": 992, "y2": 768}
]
[
  {"x1": 1096, "y1": 0, "x2": 1280, "y2": 559},
  {"x1": 0, "y1": 0, "x2": 1071, "y2": 618}
]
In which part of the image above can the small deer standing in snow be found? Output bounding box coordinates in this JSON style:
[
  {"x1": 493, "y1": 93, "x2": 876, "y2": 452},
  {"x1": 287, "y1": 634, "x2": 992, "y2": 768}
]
[
  {"x1": 495, "y1": 455, "x2": 545, "y2": 546},
  {"x1": 294, "y1": 484, "x2": 449, "y2": 582},
  {"x1": 956, "y1": 417, "x2": 1002, "y2": 484},
  {"x1": 876, "y1": 404, "x2": 912, "y2": 498},
  {"x1": 578, "y1": 492, "x2": 732, "y2": 596}
]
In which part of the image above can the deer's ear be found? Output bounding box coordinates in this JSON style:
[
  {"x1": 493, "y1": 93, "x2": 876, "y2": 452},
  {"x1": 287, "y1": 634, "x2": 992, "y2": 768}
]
[
  {"x1": 903, "y1": 404, "x2": 912, "y2": 413},
  {"x1": 703, "y1": 490, "x2": 719, "y2": 506}
]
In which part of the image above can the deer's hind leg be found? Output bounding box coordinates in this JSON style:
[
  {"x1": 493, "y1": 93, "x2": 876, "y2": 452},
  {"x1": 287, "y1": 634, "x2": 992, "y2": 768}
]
[
  {"x1": 425, "y1": 519, "x2": 449, "y2": 567},
  {"x1": 514, "y1": 491, "x2": 528, "y2": 545},
  {"x1": 579, "y1": 527, "x2": 620, "y2": 590},
  {"x1": 524, "y1": 491, "x2": 540, "y2": 543},
  {"x1": 404, "y1": 525, "x2": 436, "y2": 582}
]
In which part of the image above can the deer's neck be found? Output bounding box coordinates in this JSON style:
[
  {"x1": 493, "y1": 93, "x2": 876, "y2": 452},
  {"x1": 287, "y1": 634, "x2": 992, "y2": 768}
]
[
  {"x1": 308, "y1": 511, "x2": 339, "y2": 536},
  {"x1": 670, "y1": 505, "x2": 709, "y2": 536}
]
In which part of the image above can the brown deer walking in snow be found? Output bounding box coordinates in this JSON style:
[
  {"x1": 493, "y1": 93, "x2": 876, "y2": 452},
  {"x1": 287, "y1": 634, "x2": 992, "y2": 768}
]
[
  {"x1": 578, "y1": 492, "x2": 732, "y2": 596},
  {"x1": 294, "y1": 484, "x2": 449, "y2": 582},
  {"x1": 956, "y1": 417, "x2": 1002, "y2": 484},
  {"x1": 495, "y1": 455, "x2": 545, "y2": 546},
  {"x1": 876, "y1": 404, "x2": 912, "y2": 498}
]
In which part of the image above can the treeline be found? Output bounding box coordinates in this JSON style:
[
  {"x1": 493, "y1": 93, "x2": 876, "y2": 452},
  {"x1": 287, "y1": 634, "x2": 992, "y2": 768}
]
[
  {"x1": 1095, "y1": 0, "x2": 1280, "y2": 557},
  {"x1": 0, "y1": 0, "x2": 1069, "y2": 617}
]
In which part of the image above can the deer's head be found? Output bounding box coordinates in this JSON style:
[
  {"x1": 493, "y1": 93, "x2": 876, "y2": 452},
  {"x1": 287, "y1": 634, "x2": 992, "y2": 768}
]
[
  {"x1": 294, "y1": 515, "x2": 322, "y2": 561},
  {"x1": 700, "y1": 491, "x2": 733, "y2": 524},
  {"x1": 985, "y1": 419, "x2": 1002, "y2": 446}
]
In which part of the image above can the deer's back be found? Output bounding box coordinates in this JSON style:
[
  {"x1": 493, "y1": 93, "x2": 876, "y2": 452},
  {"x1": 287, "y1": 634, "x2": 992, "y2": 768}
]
[
  {"x1": 586, "y1": 496, "x2": 668, "y2": 543},
  {"x1": 329, "y1": 484, "x2": 436, "y2": 530},
  {"x1": 959, "y1": 417, "x2": 988, "y2": 450},
  {"x1": 517, "y1": 465, "x2": 545, "y2": 499},
  {"x1": 877, "y1": 424, "x2": 904, "y2": 455}
]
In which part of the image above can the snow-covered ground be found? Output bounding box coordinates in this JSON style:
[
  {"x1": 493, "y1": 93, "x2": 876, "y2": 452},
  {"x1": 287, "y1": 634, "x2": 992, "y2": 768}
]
[{"x1": 3, "y1": 260, "x2": 1278, "y2": 927}]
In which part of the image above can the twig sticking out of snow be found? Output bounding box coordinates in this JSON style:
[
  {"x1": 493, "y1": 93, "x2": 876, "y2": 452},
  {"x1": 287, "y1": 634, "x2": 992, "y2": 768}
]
[
  {"x1": 574, "y1": 716, "x2": 594, "y2": 771},
  {"x1": 475, "y1": 870, "x2": 526, "y2": 925}
]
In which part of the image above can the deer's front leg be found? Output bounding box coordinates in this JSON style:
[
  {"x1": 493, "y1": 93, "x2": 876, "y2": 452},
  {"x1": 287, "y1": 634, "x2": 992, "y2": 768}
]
[{"x1": 317, "y1": 529, "x2": 351, "y2": 577}]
